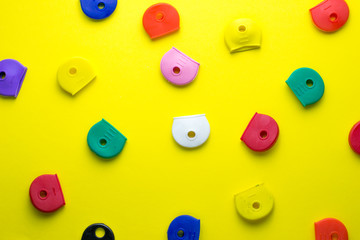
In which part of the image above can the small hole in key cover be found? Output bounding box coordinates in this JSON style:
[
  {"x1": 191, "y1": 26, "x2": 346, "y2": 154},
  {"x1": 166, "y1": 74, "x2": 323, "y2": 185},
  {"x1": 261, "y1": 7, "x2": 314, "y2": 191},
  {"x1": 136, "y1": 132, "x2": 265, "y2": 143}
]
[
  {"x1": 330, "y1": 13, "x2": 338, "y2": 22},
  {"x1": 177, "y1": 230, "x2": 184, "y2": 238},
  {"x1": 0, "y1": 72, "x2": 5, "y2": 79},
  {"x1": 187, "y1": 131, "x2": 196, "y2": 138},
  {"x1": 306, "y1": 79, "x2": 314, "y2": 87},
  {"x1": 252, "y1": 202, "x2": 260, "y2": 209},
  {"x1": 39, "y1": 190, "x2": 47, "y2": 199},
  {"x1": 98, "y1": 2, "x2": 105, "y2": 9},
  {"x1": 238, "y1": 25, "x2": 246, "y2": 32},
  {"x1": 260, "y1": 131, "x2": 268, "y2": 139},
  {"x1": 99, "y1": 138, "x2": 107, "y2": 146},
  {"x1": 95, "y1": 227, "x2": 105, "y2": 238},
  {"x1": 69, "y1": 67, "x2": 77, "y2": 75},
  {"x1": 173, "y1": 67, "x2": 180, "y2": 74},
  {"x1": 156, "y1": 12, "x2": 164, "y2": 21},
  {"x1": 331, "y1": 233, "x2": 339, "y2": 240}
]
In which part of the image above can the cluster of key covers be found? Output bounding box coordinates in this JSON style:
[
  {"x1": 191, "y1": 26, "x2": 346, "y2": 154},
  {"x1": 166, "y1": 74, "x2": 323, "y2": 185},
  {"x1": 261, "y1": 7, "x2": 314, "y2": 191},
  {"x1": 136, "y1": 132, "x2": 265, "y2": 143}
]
[{"x1": 0, "y1": 0, "x2": 354, "y2": 239}]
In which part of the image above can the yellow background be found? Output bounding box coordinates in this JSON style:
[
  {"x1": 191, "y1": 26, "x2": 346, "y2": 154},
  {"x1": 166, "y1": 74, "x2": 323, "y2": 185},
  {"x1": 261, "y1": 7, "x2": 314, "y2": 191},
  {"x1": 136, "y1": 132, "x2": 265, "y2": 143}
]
[{"x1": 0, "y1": 0, "x2": 359, "y2": 239}]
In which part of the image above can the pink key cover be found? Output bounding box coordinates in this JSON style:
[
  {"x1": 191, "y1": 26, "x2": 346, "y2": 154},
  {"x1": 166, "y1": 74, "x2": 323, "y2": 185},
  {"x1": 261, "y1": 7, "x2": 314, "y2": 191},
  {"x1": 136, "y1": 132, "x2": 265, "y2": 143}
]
[{"x1": 160, "y1": 47, "x2": 199, "y2": 86}]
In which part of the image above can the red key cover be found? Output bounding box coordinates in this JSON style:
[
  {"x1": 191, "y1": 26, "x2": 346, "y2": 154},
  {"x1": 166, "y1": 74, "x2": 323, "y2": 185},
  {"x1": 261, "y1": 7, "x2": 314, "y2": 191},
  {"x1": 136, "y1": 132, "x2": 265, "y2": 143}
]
[
  {"x1": 241, "y1": 113, "x2": 279, "y2": 152},
  {"x1": 349, "y1": 121, "x2": 360, "y2": 154},
  {"x1": 315, "y1": 218, "x2": 348, "y2": 240},
  {"x1": 310, "y1": 0, "x2": 349, "y2": 32},
  {"x1": 29, "y1": 174, "x2": 65, "y2": 213},
  {"x1": 143, "y1": 3, "x2": 180, "y2": 39}
]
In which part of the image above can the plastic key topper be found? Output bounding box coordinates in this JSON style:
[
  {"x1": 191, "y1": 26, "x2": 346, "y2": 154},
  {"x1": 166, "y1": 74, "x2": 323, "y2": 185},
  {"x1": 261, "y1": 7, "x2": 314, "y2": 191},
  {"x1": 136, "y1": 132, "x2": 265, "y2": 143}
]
[
  {"x1": 235, "y1": 184, "x2": 274, "y2": 221},
  {"x1": 348, "y1": 121, "x2": 360, "y2": 154},
  {"x1": 143, "y1": 3, "x2": 180, "y2": 39},
  {"x1": 161, "y1": 48, "x2": 199, "y2": 86},
  {"x1": 315, "y1": 218, "x2": 348, "y2": 240},
  {"x1": 0, "y1": 59, "x2": 27, "y2": 97},
  {"x1": 82, "y1": 223, "x2": 115, "y2": 240},
  {"x1": 168, "y1": 215, "x2": 200, "y2": 240},
  {"x1": 172, "y1": 114, "x2": 210, "y2": 148},
  {"x1": 58, "y1": 57, "x2": 96, "y2": 95},
  {"x1": 225, "y1": 19, "x2": 262, "y2": 53},
  {"x1": 241, "y1": 113, "x2": 279, "y2": 152},
  {"x1": 80, "y1": 0, "x2": 117, "y2": 20},
  {"x1": 29, "y1": 174, "x2": 65, "y2": 213},
  {"x1": 286, "y1": 67, "x2": 325, "y2": 107},
  {"x1": 87, "y1": 119, "x2": 127, "y2": 158},
  {"x1": 310, "y1": 0, "x2": 349, "y2": 32}
]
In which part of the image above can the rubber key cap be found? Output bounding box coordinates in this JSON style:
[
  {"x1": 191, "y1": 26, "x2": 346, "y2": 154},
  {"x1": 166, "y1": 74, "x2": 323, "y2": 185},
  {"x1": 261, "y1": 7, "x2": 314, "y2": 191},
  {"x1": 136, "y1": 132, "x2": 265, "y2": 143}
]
[
  {"x1": 235, "y1": 184, "x2": 274, "y2": 221},
  {"x1": 310, "y1": 0, "x2": 349, "y2": 32},
  {"x1": 29, "y1": 174, "x2": 65, "y2": 213},
  {"x1": 315, "y1": 218, "x2": 348, "y2": 240},
  {"x1": 167, "y1": 215, "x2": 200, "y2": 240},
  {"x1": 143, "y1": 3, "x2": 180, "y2": 39},
  {"x1": 0, "y1": 59, "x2": 27, "y2": 97},
  {"x1": 286, "y1": 67, "x2": 325, "y2": 107},
  {"x1": 80, "y1": 0, "x2": 117, "y2": 20},
  {"x1": 57, "y1": 57, "x2": 96, "y2": 95},
  {"x1": 224, "y1": 19, "x2": 262, "y2": 53},
  {"x1": 160, "y1": 47, "x2": 199, "y2": 86},
  {"x1": 349, "y1": 121, "x2": 360, "y2": 154},
  {"x1": 172, "y1": 114, "x2": 210, "y2": 148},
  {"x1": 82, "y1": 223, "x2": 115, "y2": 240},
  {"x1": 87, "y1": 119, "x2": 127, "y2": 158},
  {"x1": 241, "y1": 113, "x2": 279, "y2": 152}
]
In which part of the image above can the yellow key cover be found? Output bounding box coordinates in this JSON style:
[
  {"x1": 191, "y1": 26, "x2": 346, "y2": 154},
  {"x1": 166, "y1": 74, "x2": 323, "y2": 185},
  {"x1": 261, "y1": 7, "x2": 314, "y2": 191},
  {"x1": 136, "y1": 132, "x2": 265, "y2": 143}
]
[
  {"x1": 57, "y1": 57, "x2": 96, "y2": 95},
  {"x1": 234, "y1": 184, "x2": 274, "y2": 221}
]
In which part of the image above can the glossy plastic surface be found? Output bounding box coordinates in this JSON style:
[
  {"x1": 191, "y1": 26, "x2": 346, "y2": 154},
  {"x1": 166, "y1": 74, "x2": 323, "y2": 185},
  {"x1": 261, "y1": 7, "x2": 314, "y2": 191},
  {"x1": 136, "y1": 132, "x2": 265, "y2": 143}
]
[
  {"x1": 57, "y1": 57, "x2": 96, "y2": 95},
  {"x1": 80, "y1": 0, "x2": 117, "y2": 20},
  {"x1": 143, "y1": 3, "x2": 180, "y2": 39},
  {"x1": 241, "y1": 113, "x2": 279, "y2": 152},
  {"x1": 224, "y1": 19, "x2": 261, "y2": 53},
  {"x1": 0, "y1": 59, "x2": 27, "y2": 97},
  {"x1": 310, "y1": 0, "x2": 349, "y2": 32},
  {"x1": 286, "y1": 67, "x2": 325, "y2": 107},
  {"x1": 315, "y1": 218, "x2": 348, "y2": 240},
  {"x1": 167, "y1": 215, "x2": 200, "y2": 240},
  {"x1": 87, "y1": 119, "x2": 127, "y2": 158},
  {"x1": 234, "y1": 184, "x2": 274, "y2": 221},
  {"x1": 29, "y1": 174, "x2": 65, "y2": 213},
  {"x1": 160, "y1": 47, "x2": 199, "y2": 86}
]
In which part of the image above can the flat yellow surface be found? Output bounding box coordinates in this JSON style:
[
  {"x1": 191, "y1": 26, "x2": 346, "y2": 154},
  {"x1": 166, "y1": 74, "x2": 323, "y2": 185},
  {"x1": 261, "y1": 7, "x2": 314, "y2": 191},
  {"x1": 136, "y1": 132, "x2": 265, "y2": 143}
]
[{"x1": 0, "y1": 0, "x2": 359, "y2": 239}]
